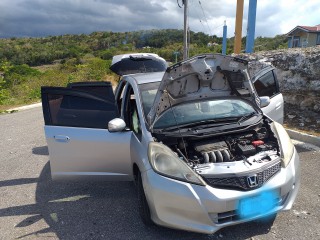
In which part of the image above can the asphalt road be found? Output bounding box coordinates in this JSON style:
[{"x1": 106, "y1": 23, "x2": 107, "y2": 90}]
[{"x1": 0, "y1": 107, "x2": 319, "y2": 240}]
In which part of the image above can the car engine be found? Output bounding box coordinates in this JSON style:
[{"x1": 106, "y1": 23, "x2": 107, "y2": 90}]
[{"x1": 156, "y1": 118, "x2": 282, "y2": 190}]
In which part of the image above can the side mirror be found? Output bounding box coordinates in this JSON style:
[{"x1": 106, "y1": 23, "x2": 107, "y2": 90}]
[
  {"x1": 259, "y1": 96, "x2": 271, "y2": 108},
  {"x1": 108, "y1": 118, "x2": 126, "y2": 132}
]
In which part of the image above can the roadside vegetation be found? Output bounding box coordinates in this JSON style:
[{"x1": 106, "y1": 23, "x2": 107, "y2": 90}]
[
  {"x1": 0, "y1": 29, "x2": 288, "y2": 110},
  {"x1": 0, "y1": 57, "x2": 116, "y2": 111}
]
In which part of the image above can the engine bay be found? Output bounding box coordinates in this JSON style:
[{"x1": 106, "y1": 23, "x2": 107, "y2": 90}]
[{"x1": 154, "y1": 117, "x2": 281, "y2": 179}]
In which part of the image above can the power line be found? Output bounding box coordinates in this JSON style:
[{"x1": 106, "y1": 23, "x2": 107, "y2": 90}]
[
  {"x1": 198, "y1": 0, "x2": 212, "y2": 36},
  {"x1": 189, "y1": 0, "x2": 207, "y2": 33},
  {"x1": 211, "y1": 24, "x2": 225, "y2": 35},
  {"x1": 188, "y1": 0, "x2": 225, "y2": 37}
]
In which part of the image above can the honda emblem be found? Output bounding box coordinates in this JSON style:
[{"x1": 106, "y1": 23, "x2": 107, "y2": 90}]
[{"x1": 247, "y1": 175, "x2": 258, "y2": 188}]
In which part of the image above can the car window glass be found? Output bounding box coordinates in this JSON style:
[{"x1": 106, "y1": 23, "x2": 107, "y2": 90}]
[
  {"x1": 131, "y1": 105, "x2": 142, "y2": 138},
  {"x1": 68, "y1": 82, "x2": 114, "y2": 102},
  {"x1": 254, "y1": 71, "x2": 278, "y2": 98},
  {"x1": 111, "y1": 58, "x2": 167, "y2": 75},
  {"x1": 123, "y1": 85, "x2": 142, "y2": 140},
  {"x1": 139, "y1": 82, "x2": 161, "y2": 116},
  {"x1": 141, "y1": 89, "x2": 158, "y2": 114},
  {"x1": 153, "y1": 99, "x2": 256, "y2": 129},
  {"x1": 46, "y1": 93, "x2": 117, "y2": 128},
  {"x1": 115, "y1": 81, "x2": 126, "y2": 113}
]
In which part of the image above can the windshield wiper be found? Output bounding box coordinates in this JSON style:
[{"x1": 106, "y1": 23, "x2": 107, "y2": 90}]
[
  {"x1": 192, "y1": 121, "x2": 237, "y2": 130},
  {"x1": 159, "y1": 121, "x2": 213, "y2": 132},
  {"x1": 237, "y1": 112, "x2": 258, "y2": 125},
  {"x1": 161, "y1": 117, "x2": 239, "y2": 132}
]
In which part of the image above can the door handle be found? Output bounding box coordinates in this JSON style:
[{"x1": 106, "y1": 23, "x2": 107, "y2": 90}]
[
  {"x1": 54, "y1": 135, "x2": 70, "y2": 142},
  {"x1": 275, "y1": 102, "x2": 282, "y2": 110}
]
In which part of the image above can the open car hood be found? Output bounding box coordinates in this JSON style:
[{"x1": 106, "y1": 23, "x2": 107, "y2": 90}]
[
  {"x1": 110, "y1": 53, "x2": 167, "y2": 76},
  {"x1": 147, "y1": 54, "x2": 260, "y2": 129}
]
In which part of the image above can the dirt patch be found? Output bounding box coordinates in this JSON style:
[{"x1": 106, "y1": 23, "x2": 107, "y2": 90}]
[{"x1": 32, "y1": 63, "x2": 60, "y2": 72}]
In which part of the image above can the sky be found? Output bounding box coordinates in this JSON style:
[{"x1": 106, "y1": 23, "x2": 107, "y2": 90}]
[{"x1": 0, "y1": 0, "x2": 319, "y2": 38}]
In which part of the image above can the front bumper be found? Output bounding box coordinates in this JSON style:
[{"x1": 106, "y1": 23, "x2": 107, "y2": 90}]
[{"x1": 142, "y1": 148, "x2": 300, "y2": 234}]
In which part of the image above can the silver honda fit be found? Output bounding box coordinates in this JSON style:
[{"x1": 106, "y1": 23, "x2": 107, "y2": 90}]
[{"x1": 41, "y1": 53, "x2": 300, "y2": 234}]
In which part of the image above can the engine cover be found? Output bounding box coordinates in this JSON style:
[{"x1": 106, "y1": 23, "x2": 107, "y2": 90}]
[
  {"x1": 194, "y1": 140, "x2": 228, "y2": 152},
  {"x1": 193, "y1": 140, "x2": 231, "y2": 163}
]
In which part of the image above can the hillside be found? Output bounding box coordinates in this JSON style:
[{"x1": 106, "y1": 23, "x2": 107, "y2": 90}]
[
  {"x1": 0, "y1": 29, "x2": 288, "y2": 110},
  {"x1": 0, "y1": 30, "x2": 217, "y2": 66},
  {"x1": 0, "y1": 29, "x2": 287, "y2": 66}
]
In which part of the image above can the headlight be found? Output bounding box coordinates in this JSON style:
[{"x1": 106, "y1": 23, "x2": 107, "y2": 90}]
[
  {"x1": 271, "y1": 122, "x2": 294, "y2": 167},
  {"x1": 148, "y1": 142, "x2": 206, "y2": 186}
]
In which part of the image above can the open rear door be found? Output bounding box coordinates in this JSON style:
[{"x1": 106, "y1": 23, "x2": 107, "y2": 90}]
[
  {"x1": 41, "y1": 84, "x2": 132, "y2": 181},
  {"x1": 252, "y1": 66, "x2": 284, "y2": 124}
]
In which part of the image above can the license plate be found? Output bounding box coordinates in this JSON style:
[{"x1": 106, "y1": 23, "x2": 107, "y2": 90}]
[{"x1": 237, "y1": 190, "x2": 279, "y2": 219}]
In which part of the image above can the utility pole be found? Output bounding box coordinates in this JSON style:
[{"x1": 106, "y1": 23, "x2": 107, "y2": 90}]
[
  {"x1": 222, "y1": 21, "x2": 227, "y2": 55},
  {"x1": 234, "y1": 0, "x2": 244, "y2": 54},
  {"x1": 245, "y1": 0, "x2": 257, "y2": 53},
  {"x1": 183, "y1": 0, "x2": 188, "y2": 60}
]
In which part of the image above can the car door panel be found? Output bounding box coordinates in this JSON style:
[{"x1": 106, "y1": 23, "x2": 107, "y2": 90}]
[
  {"x1": 41, "y1": 86, "x2": 133, "y2": 181},
  {"x1": 260, "y1": 93, "x2": 284, "y2": 124},
  {"x1": 252, "y1": 67, "x2": 284, "y2": 124},
  {"x1": 45, "y1": 126, "x2": 132, "y2": 181},
  {"x1": 120, "y1": 80, "x2": 153, "y2": 175}
]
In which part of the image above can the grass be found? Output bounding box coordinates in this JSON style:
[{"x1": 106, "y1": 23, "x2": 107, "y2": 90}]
[{"x1": 0, "y1": 57, "x2": 118, "y2": 110}]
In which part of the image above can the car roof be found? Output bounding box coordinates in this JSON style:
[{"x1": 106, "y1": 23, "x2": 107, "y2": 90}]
[{"x1": 125, "y1": 71, "x2": 164, "y2": 85}]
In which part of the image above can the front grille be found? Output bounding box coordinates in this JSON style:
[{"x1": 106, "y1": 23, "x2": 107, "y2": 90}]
[
  {"x1": 216, "y1": 210, "x2": 238, "y2": 224},
  {"x1": 205, "y1": 162, "x2": 281, "y2": 191}
]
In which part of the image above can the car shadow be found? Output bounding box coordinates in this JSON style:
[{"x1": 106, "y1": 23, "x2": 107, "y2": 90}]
[
  {"x1": 0, "y1": 178, "x2": 38, "y2": 188},
  {"x1": 0, "y1": 162, "x2": 274, "y2": 239},
  {"x1": 32, "y1": 146, "x2": 49, "y2": 156}
]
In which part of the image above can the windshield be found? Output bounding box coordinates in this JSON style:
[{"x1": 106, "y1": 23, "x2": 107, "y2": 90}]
[
  {"x1": 139, "y1": 82, "x2": 258, "y2": 129},
  {"x1": 153, "y1": 99, "x2": 257, "y2": 129},
  {"x1": 140, "y1": 82, "x2": 161, "y2": 115}
]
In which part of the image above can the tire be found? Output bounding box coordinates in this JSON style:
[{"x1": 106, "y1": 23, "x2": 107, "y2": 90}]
[{"x1": 137, "y1": 172, "x2": 153, "y2": 226}]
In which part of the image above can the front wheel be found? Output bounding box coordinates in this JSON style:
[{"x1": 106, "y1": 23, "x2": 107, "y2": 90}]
[{"x1": 137, "y1": 172, "x2": 153, "y2": 226}]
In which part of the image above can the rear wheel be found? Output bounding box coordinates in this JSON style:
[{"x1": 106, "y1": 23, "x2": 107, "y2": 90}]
[{"x1": 137, "y1": 172, "x2": 153, "y2": 226}]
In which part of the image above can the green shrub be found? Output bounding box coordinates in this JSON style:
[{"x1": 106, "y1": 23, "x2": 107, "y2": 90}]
[
  {"x1": 0, "y1": 89, "x2": 10, "y2": 105},
  {"x1": 28, "y1": 87, "x2": 41, "y2": 99},
  {"x1": 8, "y1": 64, "x2": 41, "y2": 76}
]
